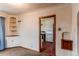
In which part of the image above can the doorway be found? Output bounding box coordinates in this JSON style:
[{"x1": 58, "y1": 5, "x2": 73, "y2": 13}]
[
  {"x1": 39, "y1": 15, "x2": 56, "y2": 56},
  {"x1": 0, "y1": 17, "x2": 5, "y2": 50}
]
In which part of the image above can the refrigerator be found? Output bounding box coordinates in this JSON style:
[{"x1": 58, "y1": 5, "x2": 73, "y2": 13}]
[{"x1": 0, "y1": 17, "x2": 5, "y2": 50}]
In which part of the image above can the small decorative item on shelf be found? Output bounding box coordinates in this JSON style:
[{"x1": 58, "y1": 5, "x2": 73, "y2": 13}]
[{"x1": 18, "y1": 20, "x2": 21, "y2": 23}]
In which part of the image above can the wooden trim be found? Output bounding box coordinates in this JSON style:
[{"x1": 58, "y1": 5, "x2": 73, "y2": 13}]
[{"x1": 39, "y1": 15, "x2": 56, "y2": 56}]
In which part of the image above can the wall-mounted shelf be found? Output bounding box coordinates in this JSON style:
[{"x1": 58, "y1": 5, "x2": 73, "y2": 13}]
[{"x1": 9, "y1": 17, "x2": 18, "y2": 36}]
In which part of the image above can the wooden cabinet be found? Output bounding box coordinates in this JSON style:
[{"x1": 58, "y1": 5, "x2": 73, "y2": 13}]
[
  {"x1": 61, "y1": 39, "x2": 73, "y2": 50},
  {"x1": 61, "y1": 32, "x2": 73, "y2": 50}
]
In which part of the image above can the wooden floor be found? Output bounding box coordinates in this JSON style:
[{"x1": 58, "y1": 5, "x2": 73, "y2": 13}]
[
  {"x1": 0, "y1": 46, "x2": 48, "y2": 56},
  {"x1": 41, "y1": 42, "x2": 54, "y2": 56}
]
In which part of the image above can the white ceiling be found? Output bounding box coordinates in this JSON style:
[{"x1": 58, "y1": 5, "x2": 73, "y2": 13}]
[{"x1": 0, "y1": 3, "x2": 65, "y2": 15}]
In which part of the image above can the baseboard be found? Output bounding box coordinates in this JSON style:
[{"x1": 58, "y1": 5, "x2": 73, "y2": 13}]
[
  {"x1": 6, "y1": 46, "x2": 22, "y2": 49},
  {"x1": 6, "y1": 46, "x2": 39, "y2": 53},
  {"x1": 21, "y1": 46, "x2": 39, "y2": 53}
]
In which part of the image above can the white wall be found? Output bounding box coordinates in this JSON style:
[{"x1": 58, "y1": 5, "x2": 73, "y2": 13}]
[
  {"x1": 71, "y1": 4, "x2": 79, "y2": 56},
  {"x1": 18, "y1": 5, "x2": 73, "y2": 55}
]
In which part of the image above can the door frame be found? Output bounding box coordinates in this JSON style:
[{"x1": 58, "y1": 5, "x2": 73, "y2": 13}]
[{"x1": 39, "y1": 15, "x2": 56, "y2": 56}]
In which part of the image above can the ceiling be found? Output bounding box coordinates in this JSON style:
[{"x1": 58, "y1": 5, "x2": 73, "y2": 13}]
[{"x1": 0, "y1": 3, "x2": 65, "y2": 15}]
